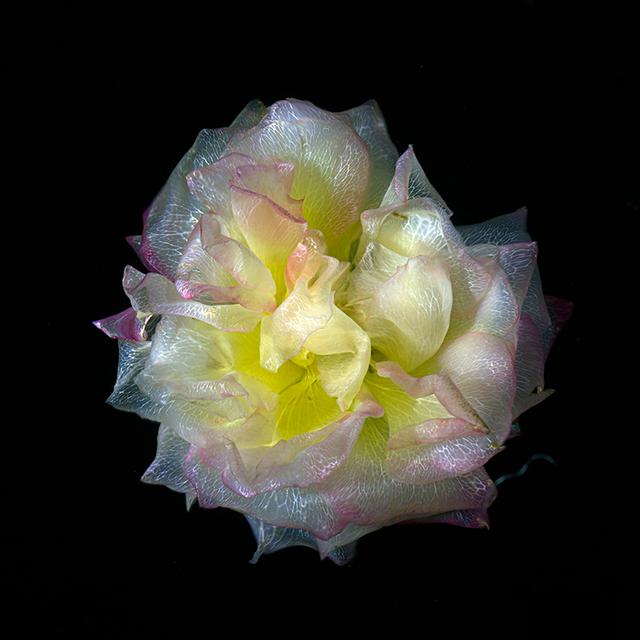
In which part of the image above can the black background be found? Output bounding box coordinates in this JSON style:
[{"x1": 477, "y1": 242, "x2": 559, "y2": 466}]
[{"x1": 9, "y1": 4, "x2": 631, "y2": 636}]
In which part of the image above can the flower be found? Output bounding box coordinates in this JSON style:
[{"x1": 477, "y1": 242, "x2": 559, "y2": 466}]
[{"x1": 95, "y1": 99, "x2": 571, "y2": 564}]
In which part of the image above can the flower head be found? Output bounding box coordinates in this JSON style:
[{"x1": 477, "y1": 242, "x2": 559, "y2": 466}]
[{"x1": 96, "y1": 99, "x2": 571, "y2": 563}]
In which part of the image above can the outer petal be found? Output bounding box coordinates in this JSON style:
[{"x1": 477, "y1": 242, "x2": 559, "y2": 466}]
[
  {"x1": 339, "y1": 100, "x2": 398, "y2": 209},
  {"x1": 204, "y1": 399, "x2": 383, "y2": 497},
  {"x1": 123, "y1": 266, "x2": 262, "y2": 332},
  {"x1": 435, "y1": 331, "x2": 516, "y2": 441},
  {"x1": 381, "y1": 146, "x2": 448, "y2": 212},
  {"x1": 457, "y1": 207, "x2": 530, "y2": 246},
  {"x1": 141, "y1": 101, "x2": 266, "y2": 277},
  {"x1": 246, "y1": 516, "x2": 368, "y2": 565},
  {"x1": 318, "y1": 417, "x2": 498, "y2": 534},
  {"x1": 93, "y1": 307, "x2": 152, "y2": 341}
]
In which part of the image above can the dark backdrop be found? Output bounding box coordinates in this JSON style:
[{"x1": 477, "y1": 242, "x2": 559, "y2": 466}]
[{"x1": 9, "y1": 6, "x2": 630, "y2": 636}]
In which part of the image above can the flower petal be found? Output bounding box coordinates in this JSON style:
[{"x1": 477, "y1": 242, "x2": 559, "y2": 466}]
[
  {"x1": 228, "y1": 99, "x2": 370, "y2": 256},
  {"x1": 351, "y1": 255, "x2": 453, "y2": 371},
  {"x1": 318, "y1": 417, "x2": 498, "y2": 532},
  {"x1": 435, "y1": 331, "x2": 516, "y2": 441},
  {"x1": 340, "y1": 100, "x2": 398, "y2": 209},
  {"x1": 210, "y1": 398, "x2": 383, "y2": 497},
  {"x1": 457, "y1": 207, "x2": 530, "y2": 246},
  {"x1": 381, "y1": 146, "x2": 448, "y2": 211},
  {"x1": 93, "y1": 307, "x2": 151, "y2": 341},
  {"x1": 176, "y1": 213, "x2": 276, "y2": 312},
  {"x1": 358, "y1": 199, "x2": 492, "y2": 339},
  {"x1": 259, "y1": 255, "x2": 347, "y2": 372},
  {"x1": 304, "y1": 308, "x2": 371, "y2": 411},
  {"x1": 141, "y1": 101, "x2": 266, "y2": 277},
  {"x1": 123, "y1": 266, "x2": 262, "y2": 332},
  {"x1": 230, "y1": 184, "x2": 307, "y2": 301}
]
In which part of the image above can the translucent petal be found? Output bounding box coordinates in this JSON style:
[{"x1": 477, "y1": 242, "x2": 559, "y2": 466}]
[
  {"x1": 175, "y1": 213, "x2": 276, "y2": 312},
  {"x1": 230, "y1": 184, "x2": 306, "y2": 301},
  {"x1": 186, "y1": 153, "x2": 256, "y2": 242},
  {"x1": 318, "y1": 417, "x2": 498, "y2": 531},
  {"x1": 93, "y1": 307, "x2": 151, "y2": 341},
  {"x1": 457, "y1": 207, "x2": 530, "y2": 246},
  {"x1": 381, "y1": 147, "x2": 448, "y2": 212},
  {"x1": 512, "y1": 313, "x2": 551, "y2": 418},
  {"x1": 246, "y1": 515, "x2": 366, "y2": 565},
  {"x1": 434, "y1": 331, "x2": 516, "y2": 441},
  {"x1": 123, "y1": 266, "x2": 262, "y2": 332},
  {"x1": 340, "y1": 100, "x2": 398, "y2": 209},
  {"x1": 106, "y1": 339, "x2": 159, "y2": 418},
  {"x1": 141, "y1": 423, "x2": 194, "y2": 496},
  {"x1": 373, "y1": 360, "x2": 486, "y2": 432},
  {"x1": 358, "y1": 199, "x2": 492, "y2": 339},
  {"x1": 259, "y1": 255, "x2": 347, "y2": 372},
  {"x1": 351, "y1": 256, "x2": 453, "y2": 371},
  {"x1": 141, "y1": 101, "x2": 265, "y2": 277},
  {"x1": 209, "y1": 399, "x2": 383, "y2": 497},
  {"x1": 228, "y1": 99, "x2": 370, "y2": 256},
  {"x1": 304, "y1": 308, "x2": 371, "y2": 411},
  {"x1": 469, "y1": 242, "x2": 538, "y2": 308},
  {"x1": 232, "y1": 162, "x2": 303, "y2": 219}
]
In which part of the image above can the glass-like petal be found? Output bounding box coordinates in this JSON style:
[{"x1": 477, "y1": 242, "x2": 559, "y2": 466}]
[
  {"x1": 358, "y1": 199, "x2": 492, "y2": 339},
  {"x1": 228, "y1": 99, "x2": 371, "y2": 257},
  {"x1": 381, "y1": 146, "x2": 448, "y2": 211},
  {"x1": 351, "y1": 256, "x2": 453, "y2": 371},
  {"x1": 457, "y1": 207, "x2": 530, "y2": 246},
  {"x1": 340, "y1": 100, "x2": 398, "y2": 210},
  {"x1": 123, "y1": 266, "x2": 262, "y2": 332},
  {"x1": 230, "y1": 183, "x2": 306, "y2": 301},
  {"x1": 260, "y1": 255, "x2": 347, "y2": 372},
  {"x1": 141, "y1": 101, "x2": 266, "y2": 277},
  {"x1": 93, "y1": 307, "x2": 151, "y2": 341},
  {"x1": 176, "y1": 213, "x2": 276, "y2": 312},
  {"x1": 304, "y1": 308, "x2": 371, "y2": 411}
]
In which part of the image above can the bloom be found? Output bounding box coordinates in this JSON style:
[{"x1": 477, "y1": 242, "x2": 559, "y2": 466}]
[{"x1": 96, "y1": 99, "x2": 571, "y2": 564}]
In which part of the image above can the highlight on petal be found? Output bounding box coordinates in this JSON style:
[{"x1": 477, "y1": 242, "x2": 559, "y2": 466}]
[
  {"x1": 304, "y1": 308, "x2": 371, "y2": 411},
  {"x1": 339, "y1": 100, "x2": 399, "y2": 210},
  {"x1": 357, "y1": 199, "x2": 493, "y2": 338},
  {"x1": 230, "y1": 181, "x2": 307, "y2": 301}
]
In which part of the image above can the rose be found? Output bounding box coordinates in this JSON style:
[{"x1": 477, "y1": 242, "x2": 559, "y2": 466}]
[{"x1": 96, "y1": 99, "x2": 571, "y2": 564}]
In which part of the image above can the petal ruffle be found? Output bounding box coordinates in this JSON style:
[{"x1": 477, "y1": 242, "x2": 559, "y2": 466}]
[
  {"x1": 175, "y1": 213, "x2": 277, "y2": 313},
  {"x1": 123, "y1": 266, "x2": 262, "y2": 332},
  {"x1": 227, "y1": 99, "x2": 371, "y2": 257},
  {"x1": 259, "y1": 254, "x2": 347, "y2": 372}
]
